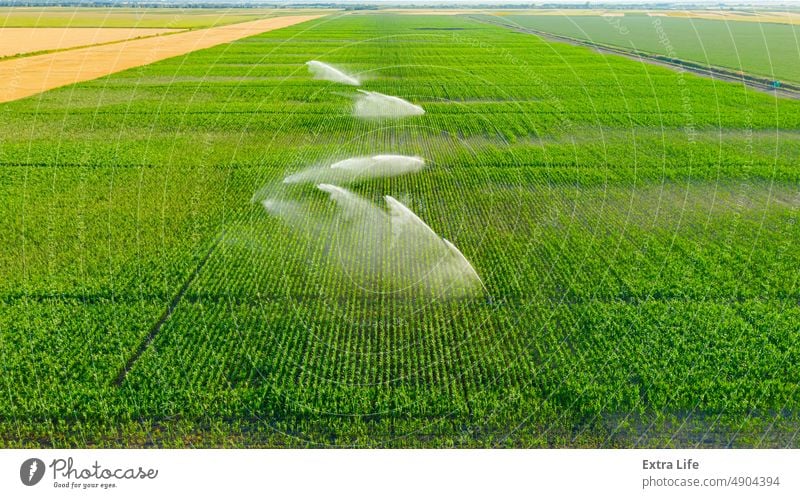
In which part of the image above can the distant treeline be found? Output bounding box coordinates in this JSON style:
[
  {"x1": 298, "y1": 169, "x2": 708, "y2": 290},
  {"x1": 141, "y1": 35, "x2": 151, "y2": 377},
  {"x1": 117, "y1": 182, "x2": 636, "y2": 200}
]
[
  {"x1": 0, "y1": 1, "x2": 310, "y2": 6},
  {"x1": 0, "y1": 1, "x2": 340, "y2": 6}
]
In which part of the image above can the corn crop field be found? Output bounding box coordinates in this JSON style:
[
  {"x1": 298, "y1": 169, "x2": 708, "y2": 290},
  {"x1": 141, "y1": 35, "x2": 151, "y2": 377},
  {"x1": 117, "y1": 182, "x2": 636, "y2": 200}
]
[{"x1": 1, "y1": 13, "x2": 799, "y2": 448}]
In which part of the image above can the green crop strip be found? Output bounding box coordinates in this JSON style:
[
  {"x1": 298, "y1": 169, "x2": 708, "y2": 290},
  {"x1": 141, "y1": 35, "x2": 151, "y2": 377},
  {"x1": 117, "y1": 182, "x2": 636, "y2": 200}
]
[{"x1": 494, "y1": 13, "x2": 800, "y2": 85}]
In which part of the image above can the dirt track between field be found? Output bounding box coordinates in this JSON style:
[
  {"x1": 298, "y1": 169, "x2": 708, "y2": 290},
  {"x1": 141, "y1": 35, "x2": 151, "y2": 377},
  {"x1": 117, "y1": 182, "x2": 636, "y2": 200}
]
[{"x1": 0, "y1": 15, "x2": 322, "y2": 103}]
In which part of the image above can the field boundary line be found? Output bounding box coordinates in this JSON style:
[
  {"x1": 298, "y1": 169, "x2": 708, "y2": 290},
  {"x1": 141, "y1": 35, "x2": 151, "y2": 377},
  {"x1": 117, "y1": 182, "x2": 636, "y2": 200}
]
[{"x1": 113, "y1": 231, "x2": 223, "y2": 386}]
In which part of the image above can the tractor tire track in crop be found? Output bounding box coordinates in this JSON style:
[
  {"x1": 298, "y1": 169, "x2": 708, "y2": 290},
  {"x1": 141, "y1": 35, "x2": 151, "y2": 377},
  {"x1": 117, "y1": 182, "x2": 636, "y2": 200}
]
[{"x1": 113, "y1": 232, "x2": 223, "y2": 387}]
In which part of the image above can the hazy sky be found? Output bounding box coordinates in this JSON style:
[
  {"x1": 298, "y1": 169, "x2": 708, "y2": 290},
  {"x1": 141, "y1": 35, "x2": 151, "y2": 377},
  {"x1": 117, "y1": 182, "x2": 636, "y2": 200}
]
[
  {"x1": 291, "y1": 0, "x2": 800, "y2": 3},
  {"x1": 141, "y1": 0, "x2": 800, "y2": 3},
  {"x1": 83, "y1": 0, "x2": 800, "y2": 6},
  {"x1": 268, "y1": 0, "x2": 800, "y2": 4}
]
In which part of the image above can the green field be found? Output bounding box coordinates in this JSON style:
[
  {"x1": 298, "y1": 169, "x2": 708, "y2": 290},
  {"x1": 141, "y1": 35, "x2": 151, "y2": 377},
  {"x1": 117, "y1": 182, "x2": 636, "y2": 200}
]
[
  {"x1": 1, "y1": 12, "x2": 799, "y2": 448},
  {"x1": 0, "y1": 7, "x2": 333, "y2": 28},
  {"x1": 495, "y1": 13, "x2": 800, "y2": 84}
]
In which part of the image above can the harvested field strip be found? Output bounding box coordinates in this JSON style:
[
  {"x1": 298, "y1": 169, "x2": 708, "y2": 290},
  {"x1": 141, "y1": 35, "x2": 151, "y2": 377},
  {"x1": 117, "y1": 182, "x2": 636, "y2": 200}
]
[
  {"x1": 0, "y1": 15, "x2": 324, "y2": 103},
  {"x1": 0, "y1": 7, "x2": 335, "y2": 28},
  {"x1": 650, "y1": 10, "x2": 800, "y2": 26},
  {"x1": 0, "y1": 27, "x2": 184, "y2": 58}
]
